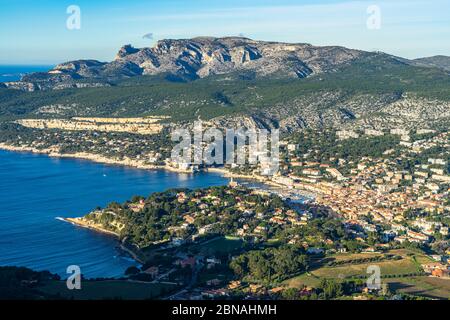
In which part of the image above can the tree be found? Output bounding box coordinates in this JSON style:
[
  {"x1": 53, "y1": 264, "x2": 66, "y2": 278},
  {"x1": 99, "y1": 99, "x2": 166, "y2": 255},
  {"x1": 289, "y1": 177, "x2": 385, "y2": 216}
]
[
  {"x1": 125, "y1": 266, "x2": 141, "y2": 276},
  {"x1": 281, "y1": 288, "x2": 299, "y2": 300},
  {"x1": 381, "y1": 283, "x2": 390, "y2": 296},
  {"x1": 319, "y1": 279, "x2": 343, "y2": 299}
]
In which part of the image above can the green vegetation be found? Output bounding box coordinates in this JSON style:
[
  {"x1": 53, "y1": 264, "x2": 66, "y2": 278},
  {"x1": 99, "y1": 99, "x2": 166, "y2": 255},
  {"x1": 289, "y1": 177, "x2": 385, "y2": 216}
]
[
  {"x1": 289, "y1": 129, "x2": 401, "y2": 166},
  {"x1": 0, "y1": 266, "x2": 61, "y2": 300},
  {"x1": 0, "y1": 266, "x2": 177, "y2": 300},
  {"x1": 84, "y1": 186, "x2": 294, "y2": 248},
  {"x1": 0, "y1": 122, "x2": 173, "y2": 163},
  {"x1": 39, "y1": 280, "x2": 177, "y2": 300},
  {"x1": 189, "y1": 236, "x2": 244, "y2": 256},
  {"x1": 230, "y1": 246, "x2": 309, "y2": 282},
  {"x1": 385, "y1": 276, "x2": 450, "y2": 300},
  {"x1": 283, "y1": 249, "x2": 439, "y2": 299},
  {"x1": 1, "y1": 53, "x2": 450, "y2": 122}
]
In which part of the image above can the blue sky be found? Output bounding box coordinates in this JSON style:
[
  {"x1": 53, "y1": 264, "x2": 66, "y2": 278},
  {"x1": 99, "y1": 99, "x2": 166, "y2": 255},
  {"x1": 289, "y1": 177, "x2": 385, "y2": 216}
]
[{"x1": 0, "y1": 0, "x2": 449, "y2": 64}]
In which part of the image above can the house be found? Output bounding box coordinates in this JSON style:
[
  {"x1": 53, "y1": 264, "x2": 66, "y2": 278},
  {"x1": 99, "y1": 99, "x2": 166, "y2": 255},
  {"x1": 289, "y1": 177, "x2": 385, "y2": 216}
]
[
  {"x1": 206, "y1": 279, "x2": 222, "y2": 286},
  {"x1": 338, "y1": 247, "x2": 347, "y2": 253},
  {"x1": 428, "y1": 158, "x2": 447, "y2": 166},
  {"x1": 229, "y1": 177, "x2": 239, "y2": 188},
  {"x1": 253, "y1": 225, "x2": 267, "y2": 234},
  {"x1": 299, "y1": 287, "x2": 314, "y2": 296},
  {"x1": 183, "y1": 215, "x2": 195, "y2": 224},
  {"x1": 21, "y1": 279, "x2": 38, "y2": 286},
  {"x1": 269, "y1": 287, "x2": 284, "y2": 294},
  {"x1": 228, "y1": 280, "x2": 241, "y2": 290},
  {"x1": 269, "y1": 216, "x2": 285, "y2": 225},
  {"x1": 431, "y1": 255, "x2": 443, "y2": 262},
  {"x1": 202, "y1": 289, "x2": 229, "y2": 299},
  {"x1": 143, "y1": 266, "x2": 159, "y2": 279},
  {"x1": 431, "y1": 269, "x2": 450, "y2": 278},
  {"x1": 176, "y1": 257, "x2": 197, "y2": 269},
  {"x1": 273, "y1": 176, "x2": 294, "y2": 187},
  {"x1": 171, "y1": 238, "x2": 185, "y2": 246},
  {"x1": 394, "y1": 235, "x2": 408, "y2": 243},
  {"x1": 407, "y1": 230, "x2": 430, "y2": 243},
  {"x1": 206, "y1": 257, "x2": 221, "y2": 265},
  {"x1": 206, "y1": 257, "x2": 221, "y2": 269},
  {"x1": 249, "y1": 284, "x2": 264, "y2": 293},
  {"x1": 421, "y1": 263, "x2": 448, "y2": 274},
  {"x1": 307, "y1": 247, "x2": 324, "y2": 255},
  {"x1": 326, "y1": 168, "x2": 345, "y2": 181},
  {"x1": 287, "y1": 144, "x2": 297, "y2": 152},
  {"x1": 303, "y1": 169, "x2": 321, "y2": 176},
  {"x1": 177, "y1": 192, "x2": 187, "y2": 203},
  {"x1": 129, "y1": 200, "x2": 145, "y2": 212},
  {"x1": 178, "y1": 162, "x2": 191, "y2": 170}
]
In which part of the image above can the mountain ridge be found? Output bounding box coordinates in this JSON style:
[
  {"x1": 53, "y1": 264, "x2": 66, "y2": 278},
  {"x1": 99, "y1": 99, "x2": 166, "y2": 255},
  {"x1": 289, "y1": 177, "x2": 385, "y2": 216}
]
[
  {"x1": 4, "y1": 37, "x2": 369, "y2": 91},
  {"x1": 1, "y1": 37, "x2": 449, "y2": 131},
  {"x1": 412, "y1": 55, "x2": 450, "y2": 71}
]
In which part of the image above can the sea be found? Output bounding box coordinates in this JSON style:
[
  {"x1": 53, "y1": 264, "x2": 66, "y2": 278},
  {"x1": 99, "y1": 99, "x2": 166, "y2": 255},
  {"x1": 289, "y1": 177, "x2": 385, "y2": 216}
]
[
  {"x1": 0, "y1": 65, "x2": 228, "y2": 279},
  {"x1": 0, "y1": 65, "x2": 53, "y2": 82},
  {"x1": 0, "y1": 66, "x2": 301, "y2": 280},
  {"x1": 0, "y1": 150, "x2": 228, "y2": 278}
]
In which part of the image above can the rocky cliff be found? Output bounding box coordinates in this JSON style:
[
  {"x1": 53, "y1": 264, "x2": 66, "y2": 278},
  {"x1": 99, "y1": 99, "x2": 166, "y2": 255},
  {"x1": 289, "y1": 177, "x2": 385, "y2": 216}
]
[{"x1": 4, "y1": 37, "x2": 365, "y2": 91}]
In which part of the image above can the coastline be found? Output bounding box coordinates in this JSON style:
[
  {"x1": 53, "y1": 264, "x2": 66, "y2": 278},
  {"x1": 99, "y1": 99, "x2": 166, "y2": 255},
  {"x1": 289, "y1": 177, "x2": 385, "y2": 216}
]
[
  {"x1": 64, "y1": 217, "x2": 120, "y2": 237},
  {"x1": 1, "y1": 142, "x2": 317, "y2": 268},
  {"x1": 206, "y1": 167, "x2": 269, "y2": 182},
  {"x1": 63, "y1": 217, "x2": 145, "y2": 264},
  {"x1": 206, "y1": 167, "x2": 318, "y2": 199},
  {"x1": 0, "y1": 142, "x2": 318, "y2": 199},
  {"x1": 0, "y1": 143, "x2": 193, "y2": 174}
]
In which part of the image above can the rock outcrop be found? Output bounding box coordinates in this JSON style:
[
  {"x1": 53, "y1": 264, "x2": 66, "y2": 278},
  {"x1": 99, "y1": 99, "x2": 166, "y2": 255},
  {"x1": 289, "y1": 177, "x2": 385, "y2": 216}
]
[{"x1": 5, "y1": 37, "x2": 365, "y2": 91}]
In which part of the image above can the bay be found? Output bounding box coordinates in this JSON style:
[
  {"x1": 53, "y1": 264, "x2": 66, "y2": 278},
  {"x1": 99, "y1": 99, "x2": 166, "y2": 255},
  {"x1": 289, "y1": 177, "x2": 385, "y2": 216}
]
[{"x1": 0, "y1": 150, "x2": 228, "y2": 278}]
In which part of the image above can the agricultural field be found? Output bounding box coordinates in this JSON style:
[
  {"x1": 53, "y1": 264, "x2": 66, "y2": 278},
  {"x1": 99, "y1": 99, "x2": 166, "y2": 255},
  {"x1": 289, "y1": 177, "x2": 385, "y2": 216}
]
[
  {"x1": 385, "y1": 276, "x2": 450, "y2": 300},
  {"x1": 283, "y1": 249, "x2": 444, "y2": 298}
]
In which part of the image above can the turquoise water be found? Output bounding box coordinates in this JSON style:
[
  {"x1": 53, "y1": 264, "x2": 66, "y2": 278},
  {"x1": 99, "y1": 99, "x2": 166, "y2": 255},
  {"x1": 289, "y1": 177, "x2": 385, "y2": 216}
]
[{"x1": 0, "y1": 150, "x2": 228, "y2": 278}]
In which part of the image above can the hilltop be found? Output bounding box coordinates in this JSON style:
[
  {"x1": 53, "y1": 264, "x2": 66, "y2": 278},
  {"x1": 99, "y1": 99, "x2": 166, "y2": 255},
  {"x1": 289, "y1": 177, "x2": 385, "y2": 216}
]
[
  {"x1": 4, "y1": 37, "x2": 365, "y2": 90},
  {"x1": 0, "y1": 37, "x2": 449, "y2": 131}
]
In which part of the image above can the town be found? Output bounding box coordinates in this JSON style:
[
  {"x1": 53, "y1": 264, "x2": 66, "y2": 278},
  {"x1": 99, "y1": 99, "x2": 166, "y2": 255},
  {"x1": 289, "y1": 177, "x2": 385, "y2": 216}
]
[{"x1": 0, "y1": 121, "x2": 449, "y2": 299}]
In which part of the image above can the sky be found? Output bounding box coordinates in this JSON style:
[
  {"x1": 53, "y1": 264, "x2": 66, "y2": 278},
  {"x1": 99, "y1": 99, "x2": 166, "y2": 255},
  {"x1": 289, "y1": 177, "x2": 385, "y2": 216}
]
[{"x1": 0, "y1": 0, "x2": 449, "y2": 64}]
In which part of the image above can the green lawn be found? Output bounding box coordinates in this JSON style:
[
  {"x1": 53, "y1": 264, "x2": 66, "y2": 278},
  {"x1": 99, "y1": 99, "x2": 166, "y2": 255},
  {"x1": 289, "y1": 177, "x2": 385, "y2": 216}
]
[
  {"x1": 283, "y1": 273, "x2": 322, "y2": 288},
  {"x1": 39, "y1": 280, "x2": 177, "y2": 300}
]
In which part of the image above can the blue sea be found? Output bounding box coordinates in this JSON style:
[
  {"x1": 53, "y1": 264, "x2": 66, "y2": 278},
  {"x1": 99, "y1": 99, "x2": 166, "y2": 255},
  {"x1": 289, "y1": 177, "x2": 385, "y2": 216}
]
[
  {"x1": 0, "y1": 65, "x2": 53, "y2": 82},
  {"x1": 0, "y1": 150, "x2": 228, "y2": 278}
]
